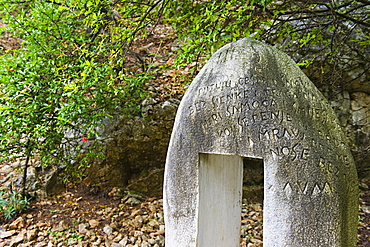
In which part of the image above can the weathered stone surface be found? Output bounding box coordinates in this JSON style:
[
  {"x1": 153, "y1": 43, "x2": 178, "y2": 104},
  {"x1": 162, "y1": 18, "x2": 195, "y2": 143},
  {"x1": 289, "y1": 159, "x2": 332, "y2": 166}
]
[
  {"x1": 83, "y1": 100, "x2": 178, "y2": 195},
  {"x1": 0, "y1": 157, "x2": 64, "y2": 200},
  {"x1": 164, "y1": 39, "x2": 358, "y2": 246},
  {"x1": 126, "y1": 168, "x2": 164, "y2": 197},
  {"x1": 323, "y1": 88, "x2": 370, "y2": 178}
]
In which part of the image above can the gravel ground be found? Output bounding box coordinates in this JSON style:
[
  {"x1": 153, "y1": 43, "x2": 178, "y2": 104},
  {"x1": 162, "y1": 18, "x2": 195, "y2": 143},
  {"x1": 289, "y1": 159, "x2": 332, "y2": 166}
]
[
  {"x1": 1, "y1": 183, "x2": 370, "y2": 247},
  {"x1": 0, "y1": 187, "x2": 263, "y2": 247}
]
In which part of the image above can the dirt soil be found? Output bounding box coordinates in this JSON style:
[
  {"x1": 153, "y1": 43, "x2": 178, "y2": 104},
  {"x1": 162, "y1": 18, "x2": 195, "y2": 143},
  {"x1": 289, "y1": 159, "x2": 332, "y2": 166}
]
[
  {"x1": 0, "y1": 182, "x2": 368, "y2": 246},
  {"x1": 358, "y1": 180, "x2": 370, "y2": 246}
]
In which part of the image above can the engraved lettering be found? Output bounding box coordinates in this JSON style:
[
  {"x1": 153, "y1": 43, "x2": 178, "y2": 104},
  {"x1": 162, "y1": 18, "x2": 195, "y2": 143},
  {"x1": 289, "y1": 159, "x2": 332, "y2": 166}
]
[
  {"x1": 271, "y1": 111, "x2": 283, "y2": 123},
  {"x1": 301, "y1": 149, "x2": 310, "y2": 160},
  {"x1": 284, "y1": 182, "x2": 293, "y2": 199},
  {"x1": 312, "y1": 184, "x2": 321, "y2": 196},
  {"x1": 224, "y1": 128, "x2": 231, "y2": 136},
  {"x1": 261, "y1": 112, "x2": 269, "y2": 121},
  {"x1": 297, "y1": 181, "x2": 309, "y2": 194},
  {"x1": 282, "y1": 147, "x2": 290, "y2": 156},
  {"x1": 283, "y1": 181, "x2": 333, "y2": 198}
]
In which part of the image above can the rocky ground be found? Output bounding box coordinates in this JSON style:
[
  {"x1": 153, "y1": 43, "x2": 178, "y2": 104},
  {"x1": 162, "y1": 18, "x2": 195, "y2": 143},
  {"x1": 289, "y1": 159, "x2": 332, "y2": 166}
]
[
  {"x1": 0, "y1": 181, "x2": 370, "y2": 247},
  {"x1": 0, "y1": 186, "x2": 262, "y2": 247},
  {"x1": 358, "y1": 180, "x2": 370, "y2": 246}
]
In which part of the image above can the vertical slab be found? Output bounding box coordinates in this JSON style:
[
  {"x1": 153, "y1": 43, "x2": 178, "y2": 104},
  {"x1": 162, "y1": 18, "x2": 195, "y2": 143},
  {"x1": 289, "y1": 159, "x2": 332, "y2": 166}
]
[{"x1": 197, "y1": 153, "x2": 243, "y2": 247}]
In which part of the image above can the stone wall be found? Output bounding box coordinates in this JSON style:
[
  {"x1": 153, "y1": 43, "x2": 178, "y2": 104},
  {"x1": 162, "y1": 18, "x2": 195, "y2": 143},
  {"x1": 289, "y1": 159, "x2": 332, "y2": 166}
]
[
  {"x1": 82, "y1": 99, "x2": 179, "y2": 196},
  {"x1": 322, "y1": 88, "x2": 370, "y2": 178}
]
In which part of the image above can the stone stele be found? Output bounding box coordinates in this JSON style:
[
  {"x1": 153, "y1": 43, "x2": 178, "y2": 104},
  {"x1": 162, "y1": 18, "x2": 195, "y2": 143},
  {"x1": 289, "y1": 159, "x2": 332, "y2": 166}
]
[{"x1": 163, "y1": 39, "x2": 358, "y2": 247}]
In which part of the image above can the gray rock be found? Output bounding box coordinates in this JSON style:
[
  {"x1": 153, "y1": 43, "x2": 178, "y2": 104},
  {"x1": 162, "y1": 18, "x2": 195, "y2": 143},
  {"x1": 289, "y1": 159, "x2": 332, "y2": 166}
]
[
  {"x1": 119, "y1": 236, "x2": 128, "y2": 246},
  {"x1": 34, "y1": 242, "x2": 47, "y2": 247},
  {"x1": 51, "y1": 220, "x2": 68, "y2": 232},
  {"x1": 132, "y1": 216, "x2": 144, "y2": 228},
  {"x1": 78, "y1": 223, "x2": 89, "y2": 234},
  {"x1": 0, "y1": 230, "x2": 16, "y2": 239},
  {"x1": 129, "y1": 236, "x2": 136, "y2": 243},
  {"x1": 362, "y1": 205, "x2": 370, "y2": 214},
  {"x1": 26, "y1": 229, "x2": 37, "y2": 242},
  {"x1": 88, "y1": 219, "x2": 100, "y2": 228},
  {"x1": 148, "y1": 238, "x2": 156, "y2": 245},
  {"x1": 110, "y1": 243, "x2": 123, "y2": 247},
  {"x1": 0, "y1": 158, "x2": 64, "y2": 199},
  {"x1": 103, "y1": 225, "x2": 114, "y2": 236},
  {"x1": 155, "y1": 235, "x2": 165, "y2": 247},
  {"x1": 164, "y1": 38, "x2": 358, "y2": 246},
  {"x1": 9, "y1": 217, "x2": 24, "y2": 230}
]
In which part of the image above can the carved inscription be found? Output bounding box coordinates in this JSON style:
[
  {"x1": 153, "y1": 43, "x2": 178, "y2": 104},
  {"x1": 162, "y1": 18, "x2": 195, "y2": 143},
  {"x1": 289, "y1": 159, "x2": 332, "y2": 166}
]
[
  {"x1": 319, "y1": 157, "x2": 340, "y2": 176},
  {"x1": 190, "y1": 75, "x2": 317, "y2": 172},
  {"x1": 191, "y1": 74, "x2": 333, "y2": 138},
  {"x1": 284, "y1": 182, "x2": 332, "y2": 199},
  {"x1": 188, "y1": 61, "x2": 350, "y2": 201},
  {"x1": 269, "y1": 144, "x2": 309, "y2": 162}
]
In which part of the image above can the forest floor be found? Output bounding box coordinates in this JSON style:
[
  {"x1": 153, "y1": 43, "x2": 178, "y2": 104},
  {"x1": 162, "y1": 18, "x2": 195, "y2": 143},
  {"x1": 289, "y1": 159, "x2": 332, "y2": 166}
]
[
  {"x1": 0, "y1": 182, "x2": 369, "y2": 246},
  {"x1": 358, "y1": 179, "x2": 370, "y2": 246}
]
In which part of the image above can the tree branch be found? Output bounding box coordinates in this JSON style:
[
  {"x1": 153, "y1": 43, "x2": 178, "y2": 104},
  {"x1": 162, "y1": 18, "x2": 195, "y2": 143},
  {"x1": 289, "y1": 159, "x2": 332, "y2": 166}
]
[{"x1": 333, "y1": 9, "x2": 370, "y2": 27}]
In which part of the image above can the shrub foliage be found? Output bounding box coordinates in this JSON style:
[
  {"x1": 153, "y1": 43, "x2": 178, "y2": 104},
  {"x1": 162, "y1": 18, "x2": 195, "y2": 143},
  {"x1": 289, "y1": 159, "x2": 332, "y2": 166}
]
[{"x1": 0, "y1": 0, "x2": 368, "y2": 195}]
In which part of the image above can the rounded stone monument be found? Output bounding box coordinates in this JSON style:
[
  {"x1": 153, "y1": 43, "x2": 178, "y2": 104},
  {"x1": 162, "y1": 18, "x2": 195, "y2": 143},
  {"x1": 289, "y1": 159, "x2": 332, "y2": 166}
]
[{"x1": 164, "y1": 38, "x2": 358, "y2": 247}]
